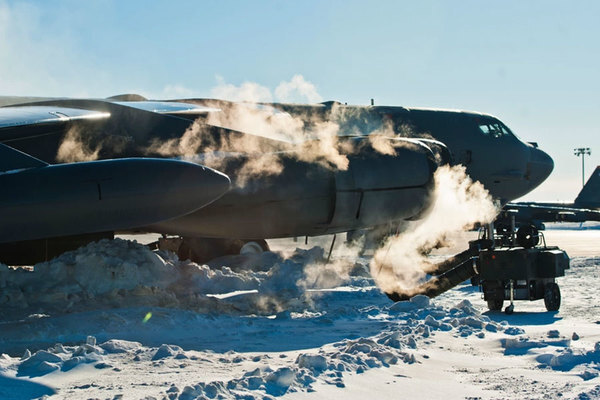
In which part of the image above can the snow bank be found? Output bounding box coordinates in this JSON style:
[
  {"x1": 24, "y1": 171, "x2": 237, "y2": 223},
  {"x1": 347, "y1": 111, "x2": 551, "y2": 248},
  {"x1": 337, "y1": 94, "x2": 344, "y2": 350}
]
[
  {"x1": 0, "y1": 239, "x2": 262, "y2": 316},
  {"x1": 17, "y1": 342, "x2": 105, "y2": 377},
  {"x1": 0, "y1": 240, "x2": 371, "y2": 319}
]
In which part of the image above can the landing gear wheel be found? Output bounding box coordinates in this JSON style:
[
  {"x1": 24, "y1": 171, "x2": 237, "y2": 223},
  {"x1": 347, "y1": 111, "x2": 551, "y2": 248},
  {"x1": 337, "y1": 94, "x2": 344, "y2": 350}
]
[
  {"x1": 487, "y1": 299, "x2": 504, "y2": 311},
  {"x1": 544, "y1": 282, "x2": 561, "y2": 311},
  {"x1": 177, "y1": 238, "x2": 245, "y2": 263},
  {"x1": 175, "y1": 238, "x2": 271, "y2": 263},
  {"x1": 240, "y1": 240, "x2": 270, "y2": 255},
  {"x1": 504, "y1": 304, "x2": 514, "y2": 315}
]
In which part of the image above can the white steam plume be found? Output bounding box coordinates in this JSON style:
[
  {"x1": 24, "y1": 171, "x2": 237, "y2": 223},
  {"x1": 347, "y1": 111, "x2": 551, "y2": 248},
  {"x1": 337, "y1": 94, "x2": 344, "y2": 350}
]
[
  {"x1": 148, "y1": 76, "x2": 362, "y2": 185},
  {"x1": 54, "y1": 75, "x2": 414, "y2": 185},
  {"x1": 56, "y1": 126, "x2": 100, "y2": 162},
  {"x1": 297, "y1": 238, "x2": 365, "y2": 292},
  {"x1": 210, "y1": 75, "x2": 273, "y2": 103},
  {"x1": 148, "y1": 76, "x2": 418, "y2": 185},
  {"x1": 274, "y1": 74, "x2": 323, "y2": 104},
  {"x1": 145, "y1": 102, "x2": 352, "y2": 187},
  {"x1": 211, "y1": 75, "x2": 323, "y2": 104},
  {"x1": 369, "y1": 165, "x2": 499, "y2": 297}
]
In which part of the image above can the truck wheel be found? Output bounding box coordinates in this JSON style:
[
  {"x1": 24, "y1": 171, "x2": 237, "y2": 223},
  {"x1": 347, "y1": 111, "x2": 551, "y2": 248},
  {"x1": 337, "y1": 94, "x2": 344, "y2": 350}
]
[
  {"x1": 487, "y1": 299, "x2": 503, "y2": 311},
  {"x1": 544, "y1": 282, "x2": 561, "y2": 311},
  {"x1": 516, "y1": 225, "x2": 539, "y2": 249}
]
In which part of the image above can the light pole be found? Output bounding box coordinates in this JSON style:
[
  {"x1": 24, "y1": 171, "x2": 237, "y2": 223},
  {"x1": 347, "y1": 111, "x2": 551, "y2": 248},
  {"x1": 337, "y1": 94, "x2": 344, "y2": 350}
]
[{"x1": 574, "y1": 147, "x2": 591, "y2": 187}]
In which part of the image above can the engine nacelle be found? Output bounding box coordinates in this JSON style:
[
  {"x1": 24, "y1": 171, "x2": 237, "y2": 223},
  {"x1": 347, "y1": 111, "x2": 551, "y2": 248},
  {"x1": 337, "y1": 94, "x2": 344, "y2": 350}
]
[
  {"x1": 148, "y1": 137, "x2": 440, "y2": 239},
  {"x1": 327, "y1": 137, "x2": 437, "y2": 232}
]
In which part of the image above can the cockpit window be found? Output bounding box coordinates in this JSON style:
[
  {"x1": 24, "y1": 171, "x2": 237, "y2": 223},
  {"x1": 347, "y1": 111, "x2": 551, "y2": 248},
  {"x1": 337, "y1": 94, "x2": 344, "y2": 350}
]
[{"x1": 478, "y1": 121, "x2": 512, "y2": 138}]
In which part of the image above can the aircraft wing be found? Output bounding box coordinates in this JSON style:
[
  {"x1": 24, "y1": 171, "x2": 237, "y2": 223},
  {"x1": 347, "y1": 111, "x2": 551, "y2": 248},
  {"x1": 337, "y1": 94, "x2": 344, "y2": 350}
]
[
  {"x1": 500, "y1": 202, "x2": 600, "y2": 227},
  {"x1": 1, "y1": 99, "x2": 291, "y2": 162},
  {"x1": 0, "y1": 105, "x2": 110, "y2": 129},
  {"x1": 0, "y1": 105, "x2": 110, "y2": 142},
  {"x1": 112, "y1": 101, "x2": 221, "y2": 115}
]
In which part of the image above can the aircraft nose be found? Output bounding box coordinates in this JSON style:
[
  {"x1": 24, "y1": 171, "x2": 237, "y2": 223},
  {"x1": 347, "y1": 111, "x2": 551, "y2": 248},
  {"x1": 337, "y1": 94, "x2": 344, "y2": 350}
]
[{"x1": 527, "y1": 146, "x2": 554, "y2": 190}]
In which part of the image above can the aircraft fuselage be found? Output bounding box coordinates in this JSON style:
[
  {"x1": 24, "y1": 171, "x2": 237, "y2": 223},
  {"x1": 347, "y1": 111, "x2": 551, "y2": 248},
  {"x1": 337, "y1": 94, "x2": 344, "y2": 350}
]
[{"x1": 0, "y1": 97, "x2": 555, "y2": 263}]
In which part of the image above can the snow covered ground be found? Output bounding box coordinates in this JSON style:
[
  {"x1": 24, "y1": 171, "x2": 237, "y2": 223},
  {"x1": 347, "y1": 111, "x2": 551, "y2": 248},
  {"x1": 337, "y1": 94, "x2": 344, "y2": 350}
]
[{"x1": 0, "y1": 224, "x2": 598, "y2": 399}]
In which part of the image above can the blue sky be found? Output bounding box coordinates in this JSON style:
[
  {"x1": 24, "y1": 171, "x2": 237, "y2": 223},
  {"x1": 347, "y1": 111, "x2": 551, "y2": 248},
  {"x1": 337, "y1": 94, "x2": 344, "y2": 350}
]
[{"x1": 0, "y1": 0, "x2": 598, "y2": 201}]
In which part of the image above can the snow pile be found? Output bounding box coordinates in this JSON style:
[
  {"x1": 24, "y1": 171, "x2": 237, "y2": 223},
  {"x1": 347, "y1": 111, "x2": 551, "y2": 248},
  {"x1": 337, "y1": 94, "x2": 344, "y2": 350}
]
[
  {"x1": 186, "y1": 331, "x2": 418, "y2": 398},
  {"x1": 536, "y1": 341, "x2": 600, "y2": 374},
  {"x1": 501, "y1": 332, "x2": 571, "y2": 356},
  {"x1": 498, "y1": 327, "x2": 600, "y2": 384},
  {"x1": 17, "y1": 341, "x2": 105, "y2": 378},
  {"x1": 0, "y1": 239, "x2": 258, "y2": 316},
  {"x1": 0, "y1": 240, "x2": 371, "y2": 318},
  {"x1": 387, "y1": 296, "x2": 509, "y2": 340},
  {"x1": 7, "y1": 338, "x2": 145, "y2": 379}
]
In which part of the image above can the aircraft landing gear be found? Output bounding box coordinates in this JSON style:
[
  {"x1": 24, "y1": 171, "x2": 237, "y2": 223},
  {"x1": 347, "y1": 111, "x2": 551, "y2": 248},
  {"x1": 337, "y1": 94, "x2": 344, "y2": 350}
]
[
  {"x1": 240, "y1": 240, "x2": 270, "y2": 255},
  {"x1": 157, "y1": 236, "x2": 270, "y2": 263}
]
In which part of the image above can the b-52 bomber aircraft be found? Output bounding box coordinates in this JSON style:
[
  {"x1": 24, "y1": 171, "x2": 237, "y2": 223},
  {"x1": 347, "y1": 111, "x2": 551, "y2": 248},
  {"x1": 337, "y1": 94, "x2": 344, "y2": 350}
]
[
  {"x1": 0, "y1": 95, "x2": 554, "y2": 265},
  {"x1": 496, "y1": 165, "x2": 600, "y2": 230}
]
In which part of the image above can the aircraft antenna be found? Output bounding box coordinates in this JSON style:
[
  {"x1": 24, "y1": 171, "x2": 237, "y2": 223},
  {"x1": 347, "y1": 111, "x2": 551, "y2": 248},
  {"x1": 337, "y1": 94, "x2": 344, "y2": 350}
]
[{"x1": 574, "y1": 147, "x2": 592, "y2": 187}]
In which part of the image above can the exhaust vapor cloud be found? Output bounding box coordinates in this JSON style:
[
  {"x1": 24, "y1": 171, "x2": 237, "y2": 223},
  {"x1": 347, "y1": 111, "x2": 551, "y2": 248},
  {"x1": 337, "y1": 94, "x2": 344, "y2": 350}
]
[
  {"x1": 210, "y1": 76, "x2": 274, "y2": 103},
  {"x1": 142, "y1": 76, "x2": 410, "y2": 186},
  {"x1": 56, "y1": 126, "x2": 101, "y2": 163},
  {"x1": 274, "y1": 74, "x2": 323, "y2": 104},
  {"x1": 56, "y1": 75, "x2": 358, "y2": 177},
  {"x1": 369, "y1": 165, "x2": 499, "y2": 297},
  {"x1": 54, "y1": 75, "x2": 421, "y2": 188}
]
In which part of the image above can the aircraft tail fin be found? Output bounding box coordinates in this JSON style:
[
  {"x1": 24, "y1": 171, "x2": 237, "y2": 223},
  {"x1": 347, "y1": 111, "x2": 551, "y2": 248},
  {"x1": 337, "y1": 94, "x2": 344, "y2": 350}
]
[
  {"x1": 0, "y1": 144, "x2": 48, "y2": 173},
  {"x1": 574, "y1": 166, "x2": 600, "y2": 209}
]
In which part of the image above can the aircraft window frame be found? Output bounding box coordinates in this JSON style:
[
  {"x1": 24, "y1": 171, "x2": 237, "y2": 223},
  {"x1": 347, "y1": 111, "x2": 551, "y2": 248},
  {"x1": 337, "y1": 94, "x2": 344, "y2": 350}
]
[{"x1": 478, "y1": 120, "x2": 512, "y2": 139}]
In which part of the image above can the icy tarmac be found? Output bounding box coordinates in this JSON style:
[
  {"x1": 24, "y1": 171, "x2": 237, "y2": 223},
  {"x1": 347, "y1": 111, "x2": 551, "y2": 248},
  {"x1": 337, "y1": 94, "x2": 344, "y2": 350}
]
[{"x1": 0, "y1": 224, "x2": 598, "y2": 399}]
